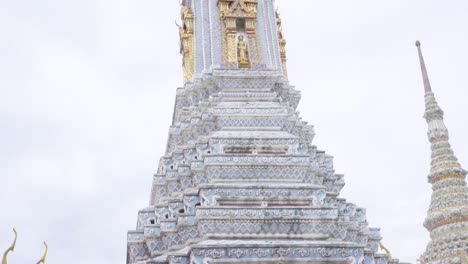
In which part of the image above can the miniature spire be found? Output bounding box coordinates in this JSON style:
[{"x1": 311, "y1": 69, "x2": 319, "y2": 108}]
[
  {"x1": 416, "y1": 41, "x2": 468, "y2": 264},
  {"x1": 1, "y1": 228, "x2": 17, "y2": 264},
  {"x1": 416, "y1": 41, "x2": 432, "y2": 93}
]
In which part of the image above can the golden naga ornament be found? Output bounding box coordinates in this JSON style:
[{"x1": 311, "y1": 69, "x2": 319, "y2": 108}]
[
  {"x1": 36, "y1": 242, "x2": 48, "y2": 264},
  {"x1": 1, "y1": 228, "x2": 48, "y2": 264},
  {"x1": 379, "y1": 241, "x2": 393, "y2": 260},
  {"x1": 2, "y1": 228, "x2": 17, "y2": 264}
]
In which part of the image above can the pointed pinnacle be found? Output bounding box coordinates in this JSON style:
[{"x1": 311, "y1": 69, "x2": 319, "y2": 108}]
[{"x1": 416, "y1": 40, "x2": 433, "y2": 93}]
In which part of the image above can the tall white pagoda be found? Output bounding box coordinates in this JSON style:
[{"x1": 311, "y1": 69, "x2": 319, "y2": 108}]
[
  {"x1": 416, "y1": 41, "x2": 468, "y2": 264},
  {"x1": 127, "y1": 1, "x2": 407, "y2": 263}
]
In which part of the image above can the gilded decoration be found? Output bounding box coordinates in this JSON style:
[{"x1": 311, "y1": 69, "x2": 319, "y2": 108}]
[
  {"x1": 378, "y1": 242, "x2": 392, "y2": 260},
  {"x1": 276, "y1": 11, "x2": 288, "y2": 79},
  {"x1": 1, "y1": 228, "x2": 48, "y2": 264},
  {"x1": 217, "y1": 0, "x2": 260, "y2": 69},
  {"x1": 237, "y1": 35, "x2": 250, "y2": 68},
  {"x1": 36, "y1": 242, "x2": 48, "y2": 264},
  {"x1": 1, "y1": 228, "x2": 17, "y2": 264},
  {"x1": 178, "y1": 4, "x2": 195, "y2": 83}
]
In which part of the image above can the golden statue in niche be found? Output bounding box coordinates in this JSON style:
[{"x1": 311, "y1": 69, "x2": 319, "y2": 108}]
[{"x1": 237, "y1": 35, "x2": 250, "y2": 68}]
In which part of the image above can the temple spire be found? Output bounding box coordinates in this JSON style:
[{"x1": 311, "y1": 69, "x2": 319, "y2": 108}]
[
  {"x1": 416, "y1": 40, "x2": 432, "y2": 93},
  {"x1": 416, "y1": 41, "x2": 468, "y2": 264}
]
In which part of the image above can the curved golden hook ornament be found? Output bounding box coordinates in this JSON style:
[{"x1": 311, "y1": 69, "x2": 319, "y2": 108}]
[
  {"x1": 1, "y1": 228, "x2": 18, "y2": 264},
  {"x1": 379, "y1": 241, "x2": 392, "y2": 260},
  {"x1": 36, "y1": 241, "x2": 48, "y2": 264}
]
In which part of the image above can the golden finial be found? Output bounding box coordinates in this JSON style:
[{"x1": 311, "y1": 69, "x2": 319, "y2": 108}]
[
  {"x1": 379, "y1": 241, "x2": 393, "y2": 260},
  {"x1": 1, "y1": 228, "x2": 18, "y2": 264},
  {"x1": 36, "y1": 242, "x2": 48, "y2": 264}
]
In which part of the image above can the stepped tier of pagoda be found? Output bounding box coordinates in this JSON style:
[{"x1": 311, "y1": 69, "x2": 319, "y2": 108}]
[
  {"x1": 127, "y1": 69, "x2": 401, "y2": 264},
  {"x1": 127, "y1": 1, "x2": 406, "y2": 263}
]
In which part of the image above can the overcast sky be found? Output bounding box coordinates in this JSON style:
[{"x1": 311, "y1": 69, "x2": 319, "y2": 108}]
[{"x1": 0, "y1": 0, "x2": 467, "y2": 263}]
